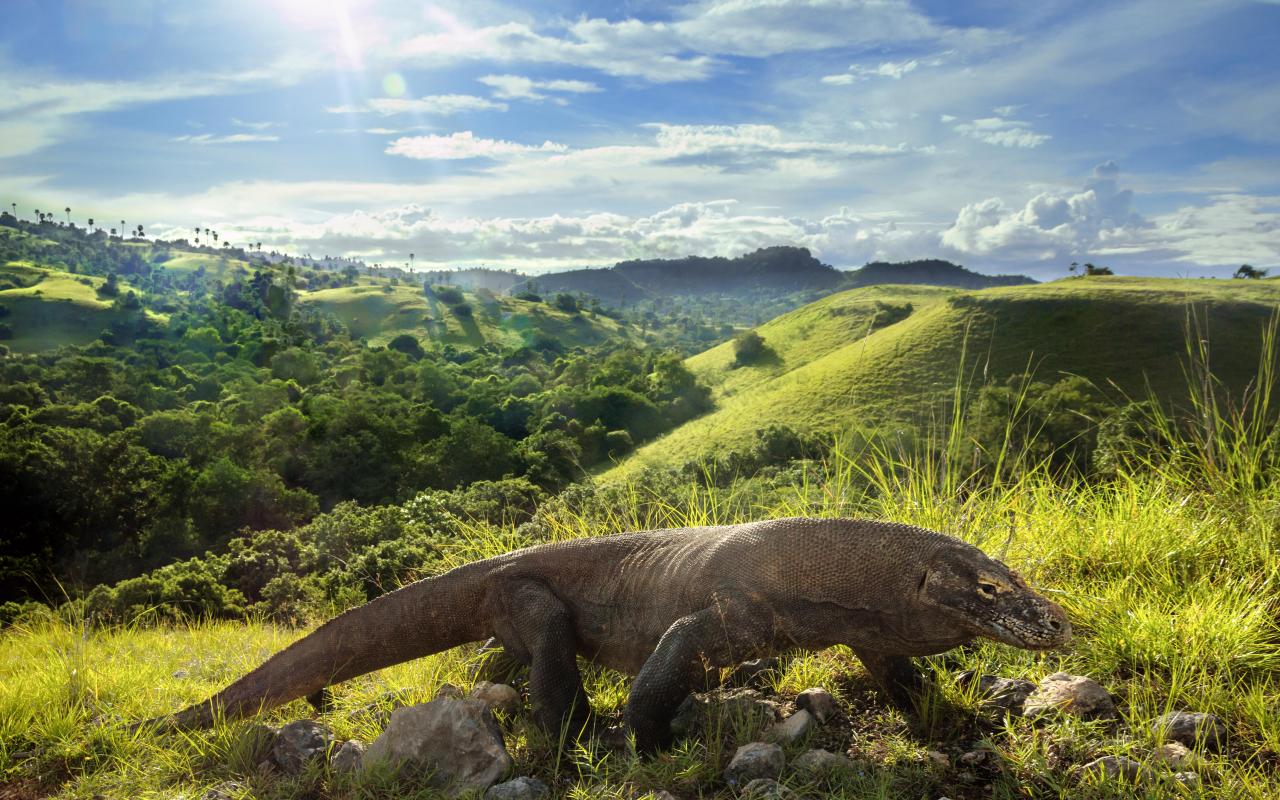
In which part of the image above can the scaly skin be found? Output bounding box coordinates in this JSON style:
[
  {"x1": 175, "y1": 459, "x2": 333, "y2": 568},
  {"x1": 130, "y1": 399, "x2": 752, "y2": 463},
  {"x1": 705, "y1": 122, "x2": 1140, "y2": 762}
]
[{"x1": 154, "y1": 518, "x2": 1071, "y2": 752}]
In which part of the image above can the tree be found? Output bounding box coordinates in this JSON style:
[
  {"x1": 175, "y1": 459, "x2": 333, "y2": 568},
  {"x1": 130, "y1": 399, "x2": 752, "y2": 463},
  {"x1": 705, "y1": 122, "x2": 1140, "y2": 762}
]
[
  {"x1": 64, "y1": 207, "x2": 71, "y2": 224},
  {"x1": 1083, "y1": 262, "x2": 1114, "y2": 276},
  {"x1": 732, "y1": 330, "x2": 767, "y2": 366},
  {"x1": 1234, "y1": 264, "x2": 1268, "y2": 279}
]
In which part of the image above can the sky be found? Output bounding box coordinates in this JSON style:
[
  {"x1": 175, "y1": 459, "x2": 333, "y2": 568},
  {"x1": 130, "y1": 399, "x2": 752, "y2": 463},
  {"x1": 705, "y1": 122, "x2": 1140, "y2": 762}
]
[{"x1": 1, "y1": 0, "x2": 1278, "y2": 279}]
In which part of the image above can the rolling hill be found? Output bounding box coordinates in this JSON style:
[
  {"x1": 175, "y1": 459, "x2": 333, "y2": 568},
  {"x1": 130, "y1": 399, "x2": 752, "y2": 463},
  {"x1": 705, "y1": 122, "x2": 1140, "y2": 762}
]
[
  {"x1": 297, "y1": 283, "x2": 635, "y2": 349},
  {"x1": 843, "y1": 259, "x2": 1035, "y2": 289},
  {"x1": 0, "y1": 261, "x2": 165, "y2": 353},
  {"x1": 605, "y1": 276, "x2": 1280, "y2": 475}
]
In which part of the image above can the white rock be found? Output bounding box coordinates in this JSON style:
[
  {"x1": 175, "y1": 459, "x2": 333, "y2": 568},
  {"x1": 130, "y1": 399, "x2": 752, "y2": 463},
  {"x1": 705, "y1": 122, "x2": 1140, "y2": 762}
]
[
  {"x1": 764, "y1": 710, "x2": 813, "y2": 745},
  {"x1": 329, "y1": 739, "x2": 365, "y2": 773},
  {"x1": 794, "y1": 688, "x2": 838, "y2": 724},
  {"x1": 1023, "y1": 673, "x2": 1117, "y2": 720},
  {"x1": 364, "y1": 698, "x2": 512, "y2": 796},
  {"x1": 723, "y1": 742, "x2": 785, "y2": 787},
  {"x1": 471, "y1": 681, "x2": 522, "y2": 716}
]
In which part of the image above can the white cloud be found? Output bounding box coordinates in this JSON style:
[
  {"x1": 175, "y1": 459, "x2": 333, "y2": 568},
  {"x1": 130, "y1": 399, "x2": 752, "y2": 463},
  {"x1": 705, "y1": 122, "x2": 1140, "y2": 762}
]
[
  {"x1": 385, "y1": 131, "x2": 568, "y2": 160},
  {"x1": 822, "y1": 58, "x2": 920, "y2": 84},
  {"x1": 952, "y1": 117, "x2": 1050, "y2": 148},
  {"x1": 1150, "y1": 194, "x2": 1280, "y2": 267},
  {"x1": 941, "y1": 161, "x2": 1144, "y2": 260},
  {"x1": 477, "y1": 74, "x2": 602, "y2": 101},
  {"x1": 231, "y1": 118, "x2": 283, "y2": 130},
  {"x1": 328, "y1": 95, "x2": 507, "y2": 116},
  {"x1": 172, "y1": 133, "x2": 280, "y2": 145}
]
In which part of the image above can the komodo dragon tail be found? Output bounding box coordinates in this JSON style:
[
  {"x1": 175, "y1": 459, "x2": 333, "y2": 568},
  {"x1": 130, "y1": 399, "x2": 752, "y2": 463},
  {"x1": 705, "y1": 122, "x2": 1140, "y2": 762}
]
[{"x1": 157, "y1": 560, "x2": 493, "y2": 730}]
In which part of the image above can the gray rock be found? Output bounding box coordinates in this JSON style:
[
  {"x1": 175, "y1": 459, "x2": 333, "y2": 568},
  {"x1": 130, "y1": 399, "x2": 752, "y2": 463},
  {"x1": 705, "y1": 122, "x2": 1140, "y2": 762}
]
[
  {"x1": 794, "y1": 688, "x2": 838, "y2": 724},
  {"x1": 201, "y1": 781, "x2": 243, "y2": 800},
  {"x1": 330, "y1": 739, "x2": 365, "y2": 773},
  {"x1": 1073, "y1": 756, "x2": 1155, "y2": 784},
  {"x1": 436, "y1": 682, "x2": 465, "y2": 700},
  {"x1": 764, "y1": 710, "x2": 813, "y2": 745},
  {"x1": 925, "y1": 750, "x2": 949, "y2": 769},
  {"x1": 1172, "y1": 771, "x2": 1201, "y2": 788},
  {"x1": 956, "y1": 672, "x2": 1037, "y2": 715},
  {"x1": 1152, "y1": 711, "x2": 1228, "y2": 752},
  {"x1": 271, "y1": 720, "x2": 334, "y2": 776},
  {"x1": 718, "y1": 688, "x2": 784, "y2": 724},
  {"x1": 791, "y1": 748, "x2": 854, "y2": 776},
  {"x1": 471, "y1": 681, "x2": 522, "y2": 716},
  {"x1": 741, "y1": 777, "x2": 795, "y2": 799},
  {"x1": 726, "y1": 658, "x2": 781, "y2": 689},
  {"x1": 364, "y1": 698, "x2": 512, "y2": 795},
  {"x1": 1153, "y1": 741, "x2": 1200, "y2": 769},
  {"x1": 1023, "y1": 673, "x2": 1117, "y2": 720},
  {"x1": 484, "y1": 776, "x2": 549, "y2": 800},
  {"x1": 723, "y1": 742, "x2": 785, "y2": 787}
]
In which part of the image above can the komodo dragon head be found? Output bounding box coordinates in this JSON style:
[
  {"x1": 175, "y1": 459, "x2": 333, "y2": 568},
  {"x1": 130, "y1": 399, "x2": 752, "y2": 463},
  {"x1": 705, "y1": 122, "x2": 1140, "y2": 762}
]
[{"x1": 918, "y1": 544, "x2": 1071, "y2": 650}]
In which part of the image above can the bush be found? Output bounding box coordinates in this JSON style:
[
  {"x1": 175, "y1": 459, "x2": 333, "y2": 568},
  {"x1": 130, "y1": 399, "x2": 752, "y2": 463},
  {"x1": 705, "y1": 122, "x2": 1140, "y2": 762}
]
[
  {"x1": 554, "y1": 293, "x2": 580, "y2": 313},
  {"x1": 732, "y1": 330, "x2": 766, "y2": 366}
]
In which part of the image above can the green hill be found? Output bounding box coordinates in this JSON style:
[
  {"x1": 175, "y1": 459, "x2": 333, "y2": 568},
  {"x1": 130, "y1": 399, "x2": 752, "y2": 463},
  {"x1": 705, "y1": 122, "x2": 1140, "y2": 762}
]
[
  {"x1": 298, "y1": 283, "x2": 634, "y2": 349},
  {"x1": 844, "y1": 259, "x2": 1035, "y2": 289},
  {"x1": 607, "y1": 276, "x2": 1280, "y2": 474},
  {"x1": 0, "y1": 261, "x2": 164, "y2": 352}
]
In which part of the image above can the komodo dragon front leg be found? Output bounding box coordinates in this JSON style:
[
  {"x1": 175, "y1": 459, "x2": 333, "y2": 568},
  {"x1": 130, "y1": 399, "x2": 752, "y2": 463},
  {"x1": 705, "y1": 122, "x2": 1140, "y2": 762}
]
[
  {"x1": 489, "y1": 578, "x2": 593, "y2": 737},
  {"x1": 851, "y1": 647, "x2": 925, "y2": 710},
  {"x1": 624, "y1": 593, "x2": 774, "y2": 754}
]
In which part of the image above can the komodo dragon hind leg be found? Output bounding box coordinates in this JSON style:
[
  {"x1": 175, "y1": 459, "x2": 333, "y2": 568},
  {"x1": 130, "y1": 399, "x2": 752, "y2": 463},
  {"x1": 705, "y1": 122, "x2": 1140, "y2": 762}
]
[
  {"x1": 490, "y1": 578, "x2": 593, "y2": 739},
  {"x1": 851, "y1": 648, "x2": 925, "y2": 711},
  {"x1": 625, "y1": 595, "x2": 772, "y2": 755}
]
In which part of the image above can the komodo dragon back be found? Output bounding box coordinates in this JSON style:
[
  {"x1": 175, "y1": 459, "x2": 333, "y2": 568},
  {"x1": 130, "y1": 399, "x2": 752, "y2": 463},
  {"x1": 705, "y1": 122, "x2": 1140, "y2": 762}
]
[{"x1": 146, "y1": 517, "x2": 1070, "y2": 753}]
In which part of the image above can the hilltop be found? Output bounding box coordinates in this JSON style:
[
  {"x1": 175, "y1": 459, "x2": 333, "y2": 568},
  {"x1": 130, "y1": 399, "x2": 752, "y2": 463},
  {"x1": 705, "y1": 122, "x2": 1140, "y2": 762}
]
[
  {"x1": 844, "y1": 259, "x2": 1035, "y2": 289},
  {"x1": 607, "y1": 275, "x2": 1280, "y2": 474}
]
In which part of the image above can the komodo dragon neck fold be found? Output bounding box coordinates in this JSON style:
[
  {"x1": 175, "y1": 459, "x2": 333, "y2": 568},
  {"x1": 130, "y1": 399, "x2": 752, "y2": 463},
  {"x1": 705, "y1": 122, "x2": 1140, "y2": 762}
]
[{"x1": 151, "y1": 517, "x2": 1071, "y2": 753}]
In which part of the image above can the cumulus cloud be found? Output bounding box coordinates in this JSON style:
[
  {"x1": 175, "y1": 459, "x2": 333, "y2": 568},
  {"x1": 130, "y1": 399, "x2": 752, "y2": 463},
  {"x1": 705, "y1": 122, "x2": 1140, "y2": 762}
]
[
  {"x1": 172, "y1": 133, "x2": 280, "y2": 145},
  {"x1": 477, "y1": 74, "x2": 601, "y2": 101},
  {"x1": 822, "y1": 58, "x2": 920, "y2": 84},
  {"x1": 952, "y1": 117, "x2": 1050, "y2": 148},
  {"x1": 941, "y1": 161, "x2": 1144, "y2": 260},
  {"x1": 385, "y1": 131, "x2": 567, "y2": 160},
  {"x1": 327, "y1": 95, "x2": 507, "y2": 116}
]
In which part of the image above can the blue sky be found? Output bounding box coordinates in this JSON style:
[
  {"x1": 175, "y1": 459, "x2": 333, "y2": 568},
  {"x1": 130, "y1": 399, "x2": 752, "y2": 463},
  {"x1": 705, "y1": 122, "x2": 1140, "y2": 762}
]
[{"x1": 2, "y1": 0, "x2": 1278, "y2": 278}]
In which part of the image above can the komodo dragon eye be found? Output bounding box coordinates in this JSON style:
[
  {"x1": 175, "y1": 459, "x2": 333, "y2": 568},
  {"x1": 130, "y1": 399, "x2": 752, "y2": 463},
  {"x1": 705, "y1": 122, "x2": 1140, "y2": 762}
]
[{"x1": 976, "y1": 580, "x2": 999, "y2": 599}]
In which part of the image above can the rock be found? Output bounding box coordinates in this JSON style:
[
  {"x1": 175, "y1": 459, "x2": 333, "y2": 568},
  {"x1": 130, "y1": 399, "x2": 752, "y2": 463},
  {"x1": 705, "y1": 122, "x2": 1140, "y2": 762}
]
[
  {"x1": 271, "y1": 720, "x2": 334, "y2": 776},
  {"x1": 471, "y1": 681, "x2": 522, "y2": 716},
  {"x1": 723, "y1": 742, "x2": 785, "y2": 787},
  {"x1": 1172, "y1": 771, "x2": 1201, "y2": 788},
  {"x1": 436, "y1": 683, "x2": 465, "y2": 700},
  {"x1": 670, "y1": 694, "x2": 707, "y2": 737},
  {"x1": 740, "y1": 777, "x2": 795, "y2": 799},
  {"x1": 956, "y1": 672, "x2": 1036, "y2": 715},
  {"x1": 926, "y1": 750, "x2": 949, "y2": 769},
  {"x1": 364, "y1": 698, "x2": 512, "y2": 795},
  {"x1": 201, "y1": 781, "x2": 243, "y2": 800},
  {"x1": 792, "y1": 749, "x2": 853, "y2": 776},
  {"x1": 1022, "y1": 673, "x2": 1117, "y2": 720},
  {"x1": 764, "y1": 710, "x2": 813, "y2": 745},
  {"x1": 959, "y1": 750, "x2": 989, "y2": 767},
  {"x1": 330, "y1": 739, "x2": 365, "y2": 773},
  {"x1": 1152, "y1": 711, "x2": 1228, "y2": 752},
  {"x1": 1153, "y1": 741, "x2": 1201, "y2": 770},
  {"x1": 644, "y1": 792, "x2": 679, "y2": 800},
  {"x1": 718, "y1": 688, "x2": 784, "y2": 724},
  {"x1": 172, "y1": 669, "x2": 189, "y2": 679},
  {"x1": 726, "y1": 658, "x2": 781, "y2": 689},
  {"x1": 484, "y1": 776, "x2": 549, "y2": 800},
  {"x1": 794, "y1": 688, "x2": 838, "y2": 724},
  {"x1": 1072, "y1": 756, "x2": 1155, "y2": 784}
]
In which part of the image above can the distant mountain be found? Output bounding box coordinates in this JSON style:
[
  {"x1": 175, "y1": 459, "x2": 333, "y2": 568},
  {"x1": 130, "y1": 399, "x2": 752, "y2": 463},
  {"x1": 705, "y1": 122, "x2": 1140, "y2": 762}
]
[
  {"x1": 513, "y1": 268, "x2": 650, "y2": 307},
  {"x1": 509, "y1": 249, "x2": 1033, "y2": 308},
  {"x1": 420, "y1": 267, "x2": 526, "y2": 294},
  {"x1": 843, "y1": 259, "x2": 1035, "y2": 289}
]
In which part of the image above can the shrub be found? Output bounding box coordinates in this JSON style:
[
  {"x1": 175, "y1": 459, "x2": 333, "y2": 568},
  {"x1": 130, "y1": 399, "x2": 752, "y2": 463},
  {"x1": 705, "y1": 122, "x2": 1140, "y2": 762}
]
[{"x1": 732, "y1": 330, "x2": 767, "y2": 366}]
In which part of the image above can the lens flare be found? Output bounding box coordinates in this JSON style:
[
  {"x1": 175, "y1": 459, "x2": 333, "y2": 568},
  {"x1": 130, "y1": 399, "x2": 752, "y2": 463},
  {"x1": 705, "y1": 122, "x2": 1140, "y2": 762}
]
[{"x1": 382, "y1": 72, "x2": 407, "y2": 97}]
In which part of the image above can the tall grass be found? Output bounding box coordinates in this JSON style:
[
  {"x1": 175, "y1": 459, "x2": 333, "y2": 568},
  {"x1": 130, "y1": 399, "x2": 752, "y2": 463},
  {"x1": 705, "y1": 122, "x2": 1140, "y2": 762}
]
[{"x1": 2, "y1": 313, "x2": 1279, "y2": 798}]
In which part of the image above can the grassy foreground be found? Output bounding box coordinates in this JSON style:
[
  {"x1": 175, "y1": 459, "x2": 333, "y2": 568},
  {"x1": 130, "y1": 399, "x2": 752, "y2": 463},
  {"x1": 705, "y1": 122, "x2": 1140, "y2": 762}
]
[{"x1": 2, "y1": 369, "x2": 1279, "y2": 798}]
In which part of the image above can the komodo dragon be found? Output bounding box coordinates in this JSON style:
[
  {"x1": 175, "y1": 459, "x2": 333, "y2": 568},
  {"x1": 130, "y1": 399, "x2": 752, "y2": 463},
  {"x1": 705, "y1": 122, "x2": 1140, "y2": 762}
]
[{"x1": 150, "y1": 517, "x2": 1070, "y2": 753}]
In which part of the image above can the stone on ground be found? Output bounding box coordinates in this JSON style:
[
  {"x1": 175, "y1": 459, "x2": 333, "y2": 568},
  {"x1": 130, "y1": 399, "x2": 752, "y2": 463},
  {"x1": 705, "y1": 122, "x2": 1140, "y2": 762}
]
[
  {"x1": 471, "y1": 681, "x2": 523, "y2": 716},
  {"x1": 764, "y1": 710, "x2": 813, "y2": 744},
  {"x1": 791, "y1": 748, "x2": 854, "y2": 776},
  {"x1": 1152, "y1": 711, "x2": 1228, "y2": 752},
  {"x1": 956, "y1": 672, "x2": 1037, "y2": 715},
  {"x1": 201, "y1": 781, "x2": 243, "y2": 800},
  {"x1": 330, "y1": 739, "x2": 365, "y2": 773},
  {"x1": 271, "y1": 720, "x2": 333, "y2": 776},
  {"x1": 364, "y1": 698, "x2": 512, "y2": 795},
  {"x1": 484, "y1": 776, "x2": 549, "y2": 800},
  {"x1": 1022, "y1": 673, "x2": 1117, "y2": 720},
  {"x1": 741, "y1": 777, "x2": 795, "y2": 798},
  {"x1": 1072, "y1": 756, "x2": 1155, "y2": 784},
  {"x1": 724, "y1": 742, "x2": 785, "y2": 788},
  {"x1": 794, "y1": 688, "x2": 838, "y2": 724}
]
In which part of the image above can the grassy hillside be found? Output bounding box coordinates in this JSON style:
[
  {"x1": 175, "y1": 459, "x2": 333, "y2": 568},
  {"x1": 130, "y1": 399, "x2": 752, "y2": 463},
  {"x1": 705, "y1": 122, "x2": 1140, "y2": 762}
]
[
  {"x1": 610, "y1": 277, "x2": 1280, "y2": 474},
  {"x1": 3, "y1": 426, "x2": 1277, "y2": 799},
  {"x1": 0, "y1": 262, "x2": 164, "y2": 353},
  {"x1": 298, "y1": 283, "x2": 635, "y2": 349}
]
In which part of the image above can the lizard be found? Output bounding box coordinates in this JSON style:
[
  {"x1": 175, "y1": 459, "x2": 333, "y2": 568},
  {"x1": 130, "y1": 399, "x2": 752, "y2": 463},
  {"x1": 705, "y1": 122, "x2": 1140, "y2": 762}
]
[{"x1": 148, "y1": 517, "x2": 1071, "y2": 753}]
